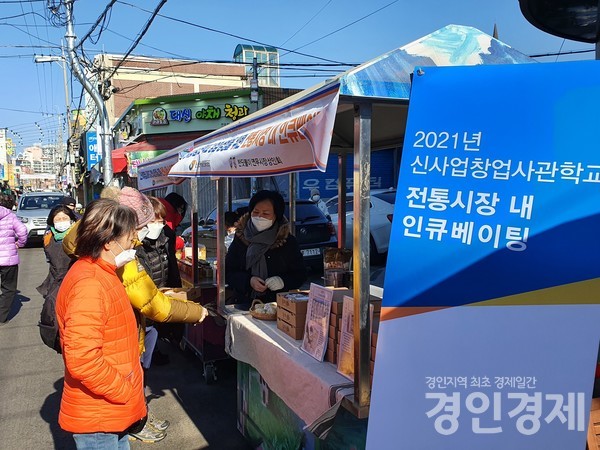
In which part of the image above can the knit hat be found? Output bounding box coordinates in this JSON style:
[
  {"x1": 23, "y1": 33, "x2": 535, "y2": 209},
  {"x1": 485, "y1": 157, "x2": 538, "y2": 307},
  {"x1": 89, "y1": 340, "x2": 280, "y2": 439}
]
[
  {"x1": 62, "y1": 196, "x2": 76, "y2": 206},
  {"x1": 118, "y1": 187, "x2": 154, "y2": 228}
]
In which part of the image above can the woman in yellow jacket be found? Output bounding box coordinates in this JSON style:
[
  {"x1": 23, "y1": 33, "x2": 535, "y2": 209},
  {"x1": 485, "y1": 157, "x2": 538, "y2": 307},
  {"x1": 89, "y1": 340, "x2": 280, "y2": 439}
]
[
  {"x1": 62, "y1": 187, "x2": 208, "y2": 348},
  {"x1": 56, "y1": 199, "x2": 147, "y2": 449}
]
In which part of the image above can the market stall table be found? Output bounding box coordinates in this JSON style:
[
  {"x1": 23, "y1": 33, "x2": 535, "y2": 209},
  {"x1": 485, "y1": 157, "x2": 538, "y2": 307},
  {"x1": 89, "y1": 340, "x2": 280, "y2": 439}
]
[{"x1": 225, "y1": 311, "x2": 367, "y2": 448}]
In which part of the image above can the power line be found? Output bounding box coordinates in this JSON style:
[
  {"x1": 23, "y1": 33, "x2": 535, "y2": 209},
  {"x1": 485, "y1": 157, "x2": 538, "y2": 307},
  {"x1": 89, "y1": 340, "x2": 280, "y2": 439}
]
[
  {"x1": 76, "y1": 0, "x2": 118, "y2": 48},
  {"x1": 529, "y1": 48, "x2": 594, "y2": 58},
  {"x1": 116, "y1": 0, "x2": 350, "y2": 65},
  {"x1": 106, "y1": 0, "x2": 166, "y2": 80},
  {"x1": 281, "y1": 0, "x2": 399, "y2": 58},
  {"x1": 279, "y1": 0, "x2": 332, "y2": 47}
]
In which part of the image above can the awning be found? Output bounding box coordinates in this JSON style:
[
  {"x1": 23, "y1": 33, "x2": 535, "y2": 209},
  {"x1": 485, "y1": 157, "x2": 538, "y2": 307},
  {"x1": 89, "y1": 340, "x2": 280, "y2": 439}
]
[
  {"x1": 112, "y1": 147, "x2": 127, "y2": 173},
  {"x1": 122, "y1": 132, "x2": 206, "y2": 153},
  {"x1": 168, "y1": 83, "x2": 340, "y2": 178}
]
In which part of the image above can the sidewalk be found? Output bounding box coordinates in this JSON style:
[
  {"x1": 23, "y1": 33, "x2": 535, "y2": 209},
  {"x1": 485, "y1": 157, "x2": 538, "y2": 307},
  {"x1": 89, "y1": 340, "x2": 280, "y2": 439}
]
[{"x1": 131, "y1": 339, "x2": 251, "y2": 450}]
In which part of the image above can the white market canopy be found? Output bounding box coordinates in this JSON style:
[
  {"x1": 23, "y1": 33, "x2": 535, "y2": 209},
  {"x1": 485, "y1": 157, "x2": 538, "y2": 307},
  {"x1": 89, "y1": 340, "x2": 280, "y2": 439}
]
[{"x1": 137, "y1": 24, "x2": 535, "y2": 190}]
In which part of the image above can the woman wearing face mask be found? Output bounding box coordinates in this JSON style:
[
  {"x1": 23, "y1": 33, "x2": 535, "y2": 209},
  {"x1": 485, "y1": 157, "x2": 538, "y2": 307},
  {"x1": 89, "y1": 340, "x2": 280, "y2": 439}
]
[
  {"x1": 135, "y1": 197, "x2": 181, "y2": 289},
  {"x1": 226, "y1": 190, "x2": 307, "y2": 304},
  {"x1": 37, "y1": 205, "x2": 78, "y2": 350},
  {"x1": 55, "y1": 199, "x2": 147, "y2": 449}
]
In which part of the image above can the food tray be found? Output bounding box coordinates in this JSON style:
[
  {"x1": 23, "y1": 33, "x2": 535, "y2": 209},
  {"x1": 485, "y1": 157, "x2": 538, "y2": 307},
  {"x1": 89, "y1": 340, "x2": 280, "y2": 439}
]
[{"x1": 249, "y1": 300, "x2": 277, "y2": 321}]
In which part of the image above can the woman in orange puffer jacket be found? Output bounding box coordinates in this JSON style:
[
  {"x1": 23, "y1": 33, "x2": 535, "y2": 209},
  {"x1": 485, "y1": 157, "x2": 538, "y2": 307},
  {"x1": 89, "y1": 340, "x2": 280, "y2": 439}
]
[{"x1": 55, "y1": 199, "x2": 146, "y2": 449}]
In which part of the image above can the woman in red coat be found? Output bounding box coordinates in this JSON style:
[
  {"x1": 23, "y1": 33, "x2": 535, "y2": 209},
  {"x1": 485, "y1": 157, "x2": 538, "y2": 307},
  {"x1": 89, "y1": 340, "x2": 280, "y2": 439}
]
[{"x1": 55, "y1": 199, "x2": 146, "y2": 449}]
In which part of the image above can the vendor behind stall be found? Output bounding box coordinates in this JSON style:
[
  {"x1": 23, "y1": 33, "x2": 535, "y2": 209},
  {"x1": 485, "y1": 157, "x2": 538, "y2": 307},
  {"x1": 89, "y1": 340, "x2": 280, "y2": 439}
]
[{"x1": 226, "y1": 190, "x2": 306, "y2": 304}]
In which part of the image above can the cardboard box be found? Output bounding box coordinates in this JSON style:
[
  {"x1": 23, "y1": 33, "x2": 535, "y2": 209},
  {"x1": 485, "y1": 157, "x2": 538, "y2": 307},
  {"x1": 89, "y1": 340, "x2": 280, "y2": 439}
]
[
  {"x1": 329, "y1": 324, "x2": 337, "y2": 338},
  {"x1": 276, "y1": 291, "x2": 309, "y2": 315},
  {"x1": 329, "y1": 312, "x2": 341, "y2": 328},
  {"x1": 330, "y1": 288, "x2": 353, "y2": 314},
  {"x1": 325, "y1": 347, "x2": 337, "y2": 364},
  {"x1": 328, "y1": 336, "x2": 336, "y2": 352},
  {"x1": 160, "y1": 286, "x2": 202, "y2": 301},
  {"x1": 277, "y1": 318, "x2": 304, "y2": 340},
  {"x1": 329, "y1": 290, "x2": 382, "y2": 314},
  {"x1": 276, "y1": 307, "x2": 306, "y2": 327}
]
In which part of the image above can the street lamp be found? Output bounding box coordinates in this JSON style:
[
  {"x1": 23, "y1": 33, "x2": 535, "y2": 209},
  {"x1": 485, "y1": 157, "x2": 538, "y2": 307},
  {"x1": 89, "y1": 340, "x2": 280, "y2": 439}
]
[{"x1": 34, "y1": 52, "x2": 72, "y2": 193}]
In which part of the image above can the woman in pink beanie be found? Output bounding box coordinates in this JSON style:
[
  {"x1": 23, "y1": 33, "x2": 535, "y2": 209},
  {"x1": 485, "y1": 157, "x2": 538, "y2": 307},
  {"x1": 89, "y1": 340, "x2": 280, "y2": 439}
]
[{"x1": 118, "y1": 187, "x2": 155, "y2": 231}]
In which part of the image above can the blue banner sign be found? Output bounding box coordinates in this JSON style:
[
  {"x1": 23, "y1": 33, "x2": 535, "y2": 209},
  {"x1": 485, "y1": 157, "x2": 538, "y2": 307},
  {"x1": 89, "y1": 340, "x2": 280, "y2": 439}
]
[
  {"x1": 85, "y1": 131, "x2": 99, "y2": 170},
  {"x1": 367, "y1": 60, "x2": 600, "y2": 449}
]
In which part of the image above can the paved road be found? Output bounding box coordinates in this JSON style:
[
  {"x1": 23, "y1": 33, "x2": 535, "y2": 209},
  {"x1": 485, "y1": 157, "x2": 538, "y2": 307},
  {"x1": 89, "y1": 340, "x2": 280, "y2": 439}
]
[{"x1": 0, "y1": 247, "x2": 251, "y2": 450}]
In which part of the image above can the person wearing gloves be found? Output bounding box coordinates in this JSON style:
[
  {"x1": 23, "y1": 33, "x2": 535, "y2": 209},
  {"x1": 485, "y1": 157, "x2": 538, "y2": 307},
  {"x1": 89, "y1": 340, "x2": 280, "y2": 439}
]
[
  {"x1": 62, "y1": 186, "x2": 208, "y2": 444},
  {"x1": 226, "y1": 190, "x2": 307, "y2": 304}
]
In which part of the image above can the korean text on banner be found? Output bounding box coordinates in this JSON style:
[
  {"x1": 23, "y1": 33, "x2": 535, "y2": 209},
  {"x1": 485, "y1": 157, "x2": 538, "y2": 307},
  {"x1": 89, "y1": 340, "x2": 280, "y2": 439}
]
[
  {"x1": 168, "y1": 85, "x2": 340, "y2": 178},
  {"x1": 367, "y1": 61, "x2": 600, "y2": 450}
]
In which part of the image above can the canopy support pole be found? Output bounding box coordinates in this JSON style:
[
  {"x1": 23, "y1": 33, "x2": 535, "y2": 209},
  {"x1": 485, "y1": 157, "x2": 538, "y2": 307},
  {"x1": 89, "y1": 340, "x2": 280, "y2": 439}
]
[
  {"x1": 337, "y1": 153, "x2": 347, "y2": 248},
  {"x1": 191, "y1": 178, "x2": 199, "y2": 285},
  {"x1": 216, "y1": 177, "x2": 227, "y2": 312},
  {"x1": 289, "y1": 173, "x2": 296, "y2": 235},
  {"x1": 352, "y1": 102, "x2": 372, "y2": 413}
]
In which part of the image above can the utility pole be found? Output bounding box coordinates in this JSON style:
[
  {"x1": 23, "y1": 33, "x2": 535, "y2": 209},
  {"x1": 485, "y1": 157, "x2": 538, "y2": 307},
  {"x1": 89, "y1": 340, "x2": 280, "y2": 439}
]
[
  {"x1": 34, "y1": 47, "x2": 71, "y2": 194},
  {"x1": 64, "y1": 0, "x2": 114, "y2": 185}
]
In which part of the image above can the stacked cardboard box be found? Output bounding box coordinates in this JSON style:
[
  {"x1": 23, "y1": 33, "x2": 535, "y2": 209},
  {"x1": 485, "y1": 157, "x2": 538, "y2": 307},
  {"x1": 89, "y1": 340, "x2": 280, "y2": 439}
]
[
  {"x1": 325, "y1": 297, "x2": 343, "y2": 363},
  {"x1": 276, "y1": 291, "x2": 309, "y2": 340}
]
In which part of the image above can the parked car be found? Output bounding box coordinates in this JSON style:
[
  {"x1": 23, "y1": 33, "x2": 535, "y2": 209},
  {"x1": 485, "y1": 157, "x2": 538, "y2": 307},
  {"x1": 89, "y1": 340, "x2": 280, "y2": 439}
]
[
  {"x1": 325, "y1": 189, "x2": 397, "y2": 263},
  {"x1": 16, "y1": 192, "x2": 67, "y2": 242},
  {"x1": 183, "y1": 199, "x2": 338, "y2": 268}
]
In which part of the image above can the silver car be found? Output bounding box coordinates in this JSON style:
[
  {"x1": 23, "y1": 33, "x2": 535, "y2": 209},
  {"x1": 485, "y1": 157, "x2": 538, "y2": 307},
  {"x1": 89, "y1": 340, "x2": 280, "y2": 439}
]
[{"x1": 16, "y1": 192, "x2": 67, "y2": 241}]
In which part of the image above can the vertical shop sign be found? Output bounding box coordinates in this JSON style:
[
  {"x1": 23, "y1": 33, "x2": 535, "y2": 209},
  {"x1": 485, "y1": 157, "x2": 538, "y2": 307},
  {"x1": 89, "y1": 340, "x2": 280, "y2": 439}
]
[
  {"x1": 367, "y1": 61, "x2": 600, "y2": 449},
  {"x1": 85, "y1": 131, "x2": 100, "y2": 170}
]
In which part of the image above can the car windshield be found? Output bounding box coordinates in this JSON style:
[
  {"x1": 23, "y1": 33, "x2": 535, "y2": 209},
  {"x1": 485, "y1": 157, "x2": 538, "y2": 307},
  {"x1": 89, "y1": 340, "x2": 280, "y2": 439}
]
[
  {"x1": 19, "y1": 195, "x2": 63, "y2": 210},
  {"x1": 373, "y1": 191, "x2": 397, "y2": 204}
]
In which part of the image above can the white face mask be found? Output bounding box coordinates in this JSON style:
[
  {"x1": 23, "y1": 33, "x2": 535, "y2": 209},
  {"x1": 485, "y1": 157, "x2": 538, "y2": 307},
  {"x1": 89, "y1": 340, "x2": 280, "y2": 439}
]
[
  {"x1": 137, "y1": 226, "x2": 149, "y2": 242},
  {"x1": 54, "y1": 220, "x2": 71, "y2": 232},
  {"x1": 312, "y1": 195, "x2": 321, "y2": 202},
  {"x1": 146, "y1": 222, "x2": 164, "y2": 240},
  {"x1": 252, "y1": 216, "x2": 274, "y2": 232},
  {"x1": 111, "y1": 241, "x2": 136, "y2": 268}
]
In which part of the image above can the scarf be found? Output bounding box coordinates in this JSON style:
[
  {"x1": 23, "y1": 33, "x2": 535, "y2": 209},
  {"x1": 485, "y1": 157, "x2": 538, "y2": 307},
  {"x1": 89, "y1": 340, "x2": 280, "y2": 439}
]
[
  {"x1": 50, "y1": 226, "x2": 68, "y2": 242},
  {"x1": 244, "y1": 219, "x2": 281, "y2": 280}
]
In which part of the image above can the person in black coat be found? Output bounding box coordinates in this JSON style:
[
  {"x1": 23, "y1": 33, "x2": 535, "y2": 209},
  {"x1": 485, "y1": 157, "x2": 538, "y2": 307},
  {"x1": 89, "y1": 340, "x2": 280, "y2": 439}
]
[
  {"x1": 226, "y1": 190, "x2": 307, "y2": 304},
  {"x1": 135, "y1": 196, "x2": 181, "y2": 289}
]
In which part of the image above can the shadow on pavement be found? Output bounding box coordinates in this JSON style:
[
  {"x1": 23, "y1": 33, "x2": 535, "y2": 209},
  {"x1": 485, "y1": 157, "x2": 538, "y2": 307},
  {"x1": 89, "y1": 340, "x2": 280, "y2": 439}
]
[
  {"x1": 7, "y1": 291, "x2": 30, "y2": 322},
  {"x1": 40, "y1": 378, "x2": 76, "y2": 450}
]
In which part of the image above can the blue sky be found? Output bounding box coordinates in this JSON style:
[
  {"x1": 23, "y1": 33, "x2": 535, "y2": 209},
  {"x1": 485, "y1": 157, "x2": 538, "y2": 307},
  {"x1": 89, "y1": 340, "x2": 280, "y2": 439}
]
[{"x1": 0, "y1": 0, "x2": 594, "y2": 153}]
